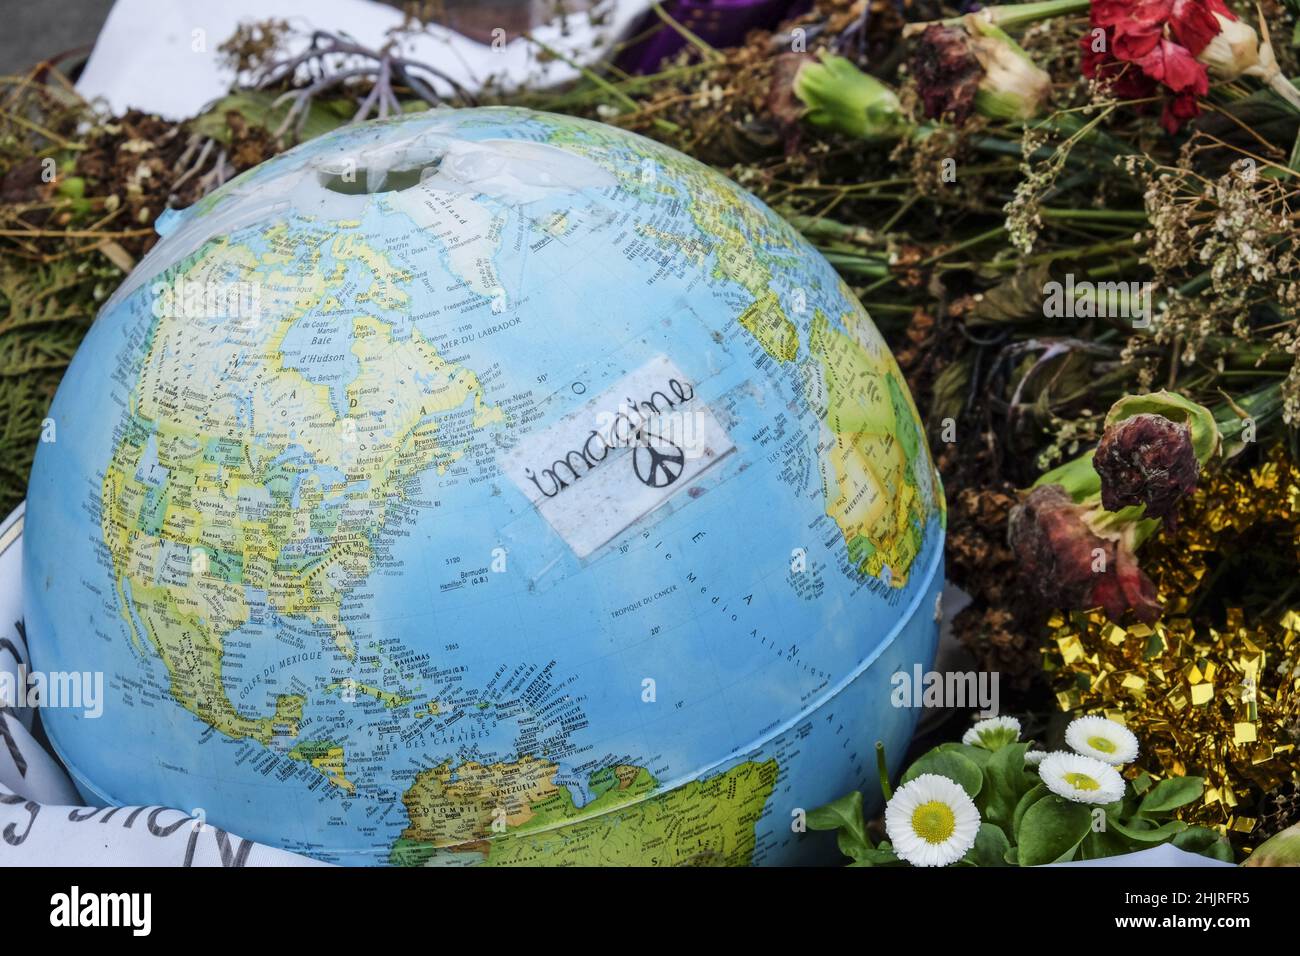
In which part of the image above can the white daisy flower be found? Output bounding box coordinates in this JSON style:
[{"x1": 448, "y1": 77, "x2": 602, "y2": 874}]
[
  {"x1": 961, "y1": 715, "x2": 1021, "y2": 751},
  {"x1": 1024, "y1": 749, "x2": 1047, "y2": 767},
  {"x1": 1065, "y1": 715, "x2": 1139, "y2": 765},
  {"x1": 1038, "y1": 752, "x2": 1126, "y2": 805},
  {"x1": 884, "y1": 773, "x2": 981, "y2": 867}
]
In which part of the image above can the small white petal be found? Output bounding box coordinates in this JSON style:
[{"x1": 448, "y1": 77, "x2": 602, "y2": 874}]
[
  {"x1": 884, "y1": 773, "x2": 981, "y2": 867},
  {"x1": 1065, "y1": 715, "x2": 1139, "y2": 765},
  {"x1": 961, "y1": 715, "x2": 1021, "y2": 749},
  {"x1": 1039, "y1": 752, "x2": 1126, "y2": 805}
]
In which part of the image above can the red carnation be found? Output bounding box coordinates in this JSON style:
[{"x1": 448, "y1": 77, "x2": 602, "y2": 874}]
[{"x1": 1082, "y1": 0, "x2": 1234, "y2": 132}]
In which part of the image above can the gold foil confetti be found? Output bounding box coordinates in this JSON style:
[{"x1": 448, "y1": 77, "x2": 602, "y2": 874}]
[
  {"x1": 1044, "y1": 447, "x2": 1300, "y2": 849},
  {"x1": 1058, "y1": 635, "x2": 1084, "y2": 664}
]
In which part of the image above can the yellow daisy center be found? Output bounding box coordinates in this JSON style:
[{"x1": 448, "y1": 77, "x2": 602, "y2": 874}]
[
  {"x1": 1064, "y1": 771, "x2": 1100, "y2": 791},
  {"x1": 911, "y1": 800, "x2": 956, "y2": 844},
  {"x1": 1088, "y1": 735, "x2": 1116, "y2": 753}
]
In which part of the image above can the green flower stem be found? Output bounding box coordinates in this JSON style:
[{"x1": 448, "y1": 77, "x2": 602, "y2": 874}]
[
  {"x1": 1016, "y1": 237, "x2": 1136, "y2": 266},
  {"x1": 969, "y1": 0, "x2": 1092, "y2": 28},
  {"x1": 971, "y1": 136, "x2": 1131, "y2": 179},
  {"x1": 1038, "y1": 208, "x2": 1147, "y2": 222},
  {"x1": 876, "y1": 741, "x2": 893, "y2": 802},
  {"x1": 785, "y1": 214, "x2": 880, "y2": 245},
  {"x1": 1215, "y1": 382, "x2": 1283, "y2": 441},
  {"x1": 934, "y1": 236, "x2": 1136, "y2": 273},
  {"x1": 650, "y1": 2, "x2": 724, "y2": 63},
  {"x1": 860, "y1": 302, "x2": 920, "y2": 315},
  {"x1": 1084, "y1": 256, "x2": 1143, "y2": 279},
  {"x1": 536, "y1": 61, "x2": 717, "y2": 109},
  {"x1": 820, "y1": 252, "x2": 891, "y2": 277},
  {"x1": 523, "y1": 32, "x2": 682, "y2": 134},
  {"x1": 922, "y1": 226, "x2": 1008, "y2": 266}
]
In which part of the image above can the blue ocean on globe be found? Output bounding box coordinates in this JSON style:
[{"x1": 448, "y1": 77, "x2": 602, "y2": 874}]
[{"x1": 25, "y1": 106, "x2": 944, "y2": 865}]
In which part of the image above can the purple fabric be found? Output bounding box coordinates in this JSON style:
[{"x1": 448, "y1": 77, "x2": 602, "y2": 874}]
[{"x1": 615, "y1": 0, "x2": 811, "y2": 74}]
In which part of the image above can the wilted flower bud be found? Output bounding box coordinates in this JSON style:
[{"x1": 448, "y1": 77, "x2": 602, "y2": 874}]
[
  {"x1": 1196, "y1": 13, "x2": 1300, "y2": 111},
  {"x1": 1009, "y1": 485, "x2": 1105, "y2": 611},
  {"x1": 1093, "y1": 413, "x2": 1200, "y2": 530},
  {"x1": 1008, "y1": 391, "x2": 1220, "y2": 624},
  {"x1": 1008, "y1": 484, "x2": 1161, "y2": 623},
  {"x1": 1088, "y1": 543, "x2": 1162, "y2": 626},
  {"x1": 792, "y1": 52, "x2": 910, "y2": 141},
  {"x1": 1198, "y1": 13, "x2": 1266, "y2": 81},
  {"x1": 909, "y1": 14, "x2": 1051, "y2": 124},
  {"x1": 909, "y1": 24, "x2": 983, "y2": 124},
  {"x1": 1243, "y1": 822, "x2": 1300, "y2": 867},
  {"x1": 966, "y1": 15, "x2": 1052, "y2": 122},
  {"x1": 767, "y1": 52, "x2": 812, "y2": 137}
]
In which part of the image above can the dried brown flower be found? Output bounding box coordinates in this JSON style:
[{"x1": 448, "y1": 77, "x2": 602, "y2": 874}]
[
  {"x1": 1093, "y1": 413, "x2": 1200, "y2": 529},
  {"x1": 1008, "y1": 484, "x2": 1161, "y2": 622},
  {"x1": 909, "y1": 24, "x2": 982, "y2": 124}
]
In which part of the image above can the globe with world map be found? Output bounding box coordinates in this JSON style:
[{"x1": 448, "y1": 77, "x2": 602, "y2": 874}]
[{"x1": 25, "y1": 107, "x2": 944, "y2": 865}]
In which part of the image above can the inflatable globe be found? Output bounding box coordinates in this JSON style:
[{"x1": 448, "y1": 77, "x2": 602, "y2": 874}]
[{"x1": 25, "y1": 107, "x2": 944, "y2": 865}]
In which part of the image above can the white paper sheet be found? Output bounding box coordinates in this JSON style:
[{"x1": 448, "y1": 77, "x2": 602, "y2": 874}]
[
  {"x1": 75, "y1": 0, "x2": 650, "y2": 121},
  {"x1": 0, "y1": 503, "x2": 327, "y2": 866}
]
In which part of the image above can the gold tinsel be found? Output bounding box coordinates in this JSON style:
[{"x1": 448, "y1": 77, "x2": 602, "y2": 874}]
[{"x1": 1045, "y1": 447, "x2": 1300, "y2": 844}]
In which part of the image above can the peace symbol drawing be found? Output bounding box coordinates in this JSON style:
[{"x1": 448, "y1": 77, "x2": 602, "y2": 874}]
[{"x1": 632, "y1": 429, "x2": 686, "y2": 488}]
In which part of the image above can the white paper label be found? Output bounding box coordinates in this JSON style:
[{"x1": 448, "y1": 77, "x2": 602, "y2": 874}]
[{"x1": 502, "y1": 355, "x2": 735, "y2": 558}]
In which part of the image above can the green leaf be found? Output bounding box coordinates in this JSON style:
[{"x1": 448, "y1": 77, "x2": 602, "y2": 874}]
[
  {"x1": 1078, "y1": 826, "x2": 1135, "y2": 860},
  {"x1": 1017, "y1": 795, "x2": 1091, "y2": 866},
  {"x1": 933, "y1": 741, "x2": 992, "y2": 768},
  {"x1": 969, "y1": 263, "x2": 1054, "y2": 326},
  {"x1": 191, "y1": 90, "x2": 348, "y2": 144},
  {"x1": 1189, "y1": 86, "x2": 1300, "y2": 177},
  {"x1": 1107, "y1": 816, "x2": 1188, "y2": 843},
  {"x1": 847, "y1": 844, "x2": 902, "y2": 866},
  {"x1": 1033, "y1": 449, "x2": 1099, "y2": 499},
  {"x1": 1172, "y1": 826, "x2": 1235, "y2": 862},
  {"x1": 807, "y1": 790, "x2": 868, "y2": 859},
  {"x1": 964, "y1": 823, "x2": 1012, "y2": 867},
  {"x1": 929, "y1": 357, "x2": 971, "y2": 425},
  {"x1": 980, "y1": 742, "x2": 1036, "y2": 831},
  {"x1": 1138, "y1": 777, "x2": 1204, "y2": 816},
  {"x1": 900, "y1": 747, "x2": 984, "y2": 799},
  {"x1": 1012, "y1": 782, "x2": 1048, "y2": 834}
]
